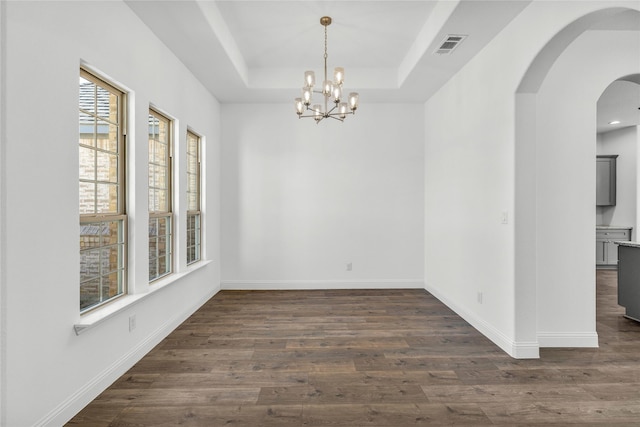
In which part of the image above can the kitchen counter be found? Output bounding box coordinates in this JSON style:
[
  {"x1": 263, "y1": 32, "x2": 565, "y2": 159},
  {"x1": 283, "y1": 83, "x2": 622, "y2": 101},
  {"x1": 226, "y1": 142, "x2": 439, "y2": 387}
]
[{"x1": 616, "y1": 241, "x2": 640, "y2": 248}]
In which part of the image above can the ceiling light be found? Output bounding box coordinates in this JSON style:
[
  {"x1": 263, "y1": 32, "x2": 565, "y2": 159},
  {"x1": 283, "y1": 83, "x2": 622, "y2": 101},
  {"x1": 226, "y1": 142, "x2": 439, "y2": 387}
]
[
  {"x1": 608, "y1": 120, "x2": 621, "y2": 125},
  {"x1": 295, "y1": 16, "x2": 359, "y2": 123}
]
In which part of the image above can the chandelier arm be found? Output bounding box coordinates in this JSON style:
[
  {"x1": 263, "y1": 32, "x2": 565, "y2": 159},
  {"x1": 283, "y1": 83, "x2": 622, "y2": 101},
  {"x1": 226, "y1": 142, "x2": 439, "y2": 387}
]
[{"x1": 328, "y1": 110, "x2": 354, "y2": 116}]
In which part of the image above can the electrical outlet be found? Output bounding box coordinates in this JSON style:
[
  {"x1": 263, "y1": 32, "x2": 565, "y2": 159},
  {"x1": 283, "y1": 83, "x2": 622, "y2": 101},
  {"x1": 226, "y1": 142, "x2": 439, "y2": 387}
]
[
  {"x1": 129, "y1": 314, "x2": 136, "y2": 332},
  {"x1": 477, "y1": 292, "x2": 483, "y2": 304},
  {"x1": 346, "y1": 262, "x2": 353, "y2": 271}
]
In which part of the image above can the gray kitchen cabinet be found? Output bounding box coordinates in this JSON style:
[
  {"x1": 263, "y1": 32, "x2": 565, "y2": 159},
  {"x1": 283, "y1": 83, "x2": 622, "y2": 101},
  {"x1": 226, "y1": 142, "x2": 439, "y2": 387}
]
[
  {"x1": 596, "y1": 155, "x2": 617, "y2": 206},
  {"x1": 596, "y1": 226, "x2": 631, "y2": 268}
]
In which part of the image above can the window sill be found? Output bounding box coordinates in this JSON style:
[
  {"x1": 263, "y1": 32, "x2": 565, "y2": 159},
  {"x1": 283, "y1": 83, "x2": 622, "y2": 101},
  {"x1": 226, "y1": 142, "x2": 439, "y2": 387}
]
[{"x1": 74, "y1": 260, "x2": 212, "y2": 335}]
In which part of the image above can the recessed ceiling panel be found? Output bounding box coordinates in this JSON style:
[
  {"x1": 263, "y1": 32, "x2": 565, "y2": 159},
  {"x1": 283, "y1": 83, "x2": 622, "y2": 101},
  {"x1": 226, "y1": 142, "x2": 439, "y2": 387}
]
[{"x1": 215, "y1": 1, "x2": 437, "y2": 69}]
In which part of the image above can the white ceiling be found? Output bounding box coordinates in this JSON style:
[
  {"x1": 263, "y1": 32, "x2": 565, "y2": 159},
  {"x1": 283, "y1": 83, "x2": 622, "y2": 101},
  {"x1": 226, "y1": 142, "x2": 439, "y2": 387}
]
[
  {"x1": 597, "y1": 79, "x2": 640, "y2": 134},
  {"x1": 125, "y1": 0, "x2": 531, "y2": 103},
  {"x1": 124, "y1": 0, "x2": 639, "y2": 114}
]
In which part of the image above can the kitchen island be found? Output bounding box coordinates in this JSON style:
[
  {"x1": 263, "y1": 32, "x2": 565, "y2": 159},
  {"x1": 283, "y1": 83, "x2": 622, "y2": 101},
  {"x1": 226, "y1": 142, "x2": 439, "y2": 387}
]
[{"x1": 617, "y1": 241, "x2": 640, "y2": 322}]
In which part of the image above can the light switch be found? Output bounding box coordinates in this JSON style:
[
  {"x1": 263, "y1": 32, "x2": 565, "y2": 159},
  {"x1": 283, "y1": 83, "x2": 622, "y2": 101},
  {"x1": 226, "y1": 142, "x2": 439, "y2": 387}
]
[{"x1": 501, "y1": 211, "x2": 508, "y2": 225}]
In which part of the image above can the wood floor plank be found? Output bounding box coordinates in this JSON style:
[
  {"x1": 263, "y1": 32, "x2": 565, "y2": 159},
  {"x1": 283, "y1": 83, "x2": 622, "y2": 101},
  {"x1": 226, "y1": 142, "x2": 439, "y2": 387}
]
[
  {"x1": 301, "y1": 403, "x2": 493, "y2": 426},
  {"x1": 68, "y1": 272, "x2": 640, "y2": 426}
]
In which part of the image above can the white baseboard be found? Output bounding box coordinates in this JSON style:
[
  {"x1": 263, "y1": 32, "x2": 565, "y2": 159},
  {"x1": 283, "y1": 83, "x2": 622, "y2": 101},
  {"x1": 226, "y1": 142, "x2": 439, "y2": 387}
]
[
  {"x1": 538, "y1": 331, "x2": 599, "y2": 348},
  {"x1": 221, "y1": 279, "x2": 425, "y2": 290},
  {"x1": 425, "y1": 282, "x2": 540, "y2": 359},
  {"x1": 36, "y1": 286, "x2": 220, "y2": 427}
]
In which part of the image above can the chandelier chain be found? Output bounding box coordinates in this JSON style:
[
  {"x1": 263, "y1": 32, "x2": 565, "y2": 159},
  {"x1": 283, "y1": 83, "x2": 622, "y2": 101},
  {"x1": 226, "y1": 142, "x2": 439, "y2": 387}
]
[{"x1": 324, "y1": 24, "x2": 328, "y2": 60}]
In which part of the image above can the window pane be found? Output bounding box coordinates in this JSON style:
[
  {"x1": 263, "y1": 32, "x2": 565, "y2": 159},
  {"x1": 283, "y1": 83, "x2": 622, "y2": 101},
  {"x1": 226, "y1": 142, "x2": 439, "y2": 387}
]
[
  {"x1": 101, "y1": 246, "x2": 119, "y2": 274},
  {"x1": 149, "y1": 217, "x2": 158, "y2": 238},
  {"x1": 80, "y1": 278, "x2": 101, "y2": 311},
  {"x1": 79, "y1": 182, "x2": 95, "y2": 214},
  {"x1": 158, "y1": 255, "x2": 169, "y2": 276},
  {"x1": 79, "y1": 219, "x2": 124, "y2": 312},
  {"x1": 96, "y1": 151, "x2": 118, "y2": 183},
  {"x1": 154, "y1": 165, "x2": 167, "y2": 190},
  {"x1": 79, "y1": 112, "x2": 95, "y2": 147},
  {"x1": 148, "y1": 164, "x2": 156, "y2": 189},
  {"x1": 158, "y1": 216, "x2": 168, "y2": 237},
  {"x1": 79, "y1": 76, "x2": 96, "y2": 115},
  {"x1": 104, "y1": 221, "x2": 122, "y2": 245},
  {"x1": 80, "y1": 249, "x2": 100, "y2": 281},
  {"x1": 149, "y1": 257, "x2": 158, "y2": 281},
  {"x1": 96, "y1": 122, "x2": 119, "y2": 152},
  {"x1": 96, "y1": 183, "x2": 119, "y2": 213},
  {"x1": 148, "y1": 110, "x2": 172, "y2": 282},
  {"x1": 149, "y1": 215, "x2": 171, "y2": 281},
  {"x1": 148, "y1": 115, "x2": 159, "y2": 139},
  {"x1": 96, "y1": 85, "x2": 118, "y2": 123},
  {"x1": 158, "y1": 118, "x2": 168, "y2": 142},
  {"x1": 148, "y1": 190, "x2": 156, "y2": 213},
  {"x1": 80, "y1": 224, "x2": 102, "y2": 250},
  {"x1": 154, "y1": 142, "x2": 168, "y2": 166},
  {"x1": 187, "y1": 213, "x2": 201, "y2": 264},
  {"x1": 156, "y1": 189, "x2": 167, "y2": 212},
  {"x1": 104, "y1": 271, "x2": 122, "y2": 299},
  {"x1": 79, "y1": 146, "x2": 95, "y2": 181}
]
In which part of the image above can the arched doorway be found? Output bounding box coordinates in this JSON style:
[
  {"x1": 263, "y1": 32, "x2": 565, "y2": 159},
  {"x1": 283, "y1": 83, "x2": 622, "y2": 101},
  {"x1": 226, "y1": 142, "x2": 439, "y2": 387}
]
[{"x1": 514, "y1": 8, "x2": 640, "y2": 350}]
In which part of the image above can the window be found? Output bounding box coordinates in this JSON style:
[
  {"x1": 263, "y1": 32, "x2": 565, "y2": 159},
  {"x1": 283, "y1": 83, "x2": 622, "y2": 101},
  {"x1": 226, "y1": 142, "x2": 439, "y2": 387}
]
[
  {"x1": 79, "y1": 69, "x2": 126, "y2": 312},
  {"x1": 186, "y1": 131, "x2": 201, "y2": 264},
  {"x1": 148, "y1": 109, "x2": 173, "y2": 281}
]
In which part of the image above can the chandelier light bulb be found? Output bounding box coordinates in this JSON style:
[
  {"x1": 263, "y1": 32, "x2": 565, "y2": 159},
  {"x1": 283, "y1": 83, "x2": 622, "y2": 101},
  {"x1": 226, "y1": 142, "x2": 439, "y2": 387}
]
[
  {"x1": 304, "y1": 71, "x2": 315, "y2": 88},
  {"x1": 349, "y1": 92, "x2": 359, "y2": 111},
  {"x1": 334, "y1": 67, "x2": 344, "y2": 85},
  {"x1": 295, "y1": 98, "x2": 304, "y2": 115},
  {"x1": 332, "y1": 85, "x2": 342, "y2": 103},
  {"x1": 302, "y1": 87, "x2": 312, "y2": 106},
  {"x1": 313, "y1": 104, "x2": 322, "y2": 121},
  {"x1": 322, "y1": 80, "x2": 333, "y2": 96},
  {"x1": 339, "y1": 102, "x2": 348, "y2": 119}
]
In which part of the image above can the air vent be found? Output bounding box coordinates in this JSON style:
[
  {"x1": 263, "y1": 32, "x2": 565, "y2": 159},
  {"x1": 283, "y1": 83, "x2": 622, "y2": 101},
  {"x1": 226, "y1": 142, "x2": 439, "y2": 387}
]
[{"x1": 434, "y1": 34, "x2": 467, "y2": 55}]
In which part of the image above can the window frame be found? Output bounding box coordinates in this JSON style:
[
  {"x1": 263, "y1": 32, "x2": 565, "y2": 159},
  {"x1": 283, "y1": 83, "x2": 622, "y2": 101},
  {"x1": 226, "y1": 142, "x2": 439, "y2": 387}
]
[
  {"x1": 79, "y1": 68, "x2": 128, "y2": 314},
  {"x1": 148, "y1": 108, "x2": 174, "y2": 282},
  {"x1": 186, "y1": 130, "x2": 202, "y2": 265}
]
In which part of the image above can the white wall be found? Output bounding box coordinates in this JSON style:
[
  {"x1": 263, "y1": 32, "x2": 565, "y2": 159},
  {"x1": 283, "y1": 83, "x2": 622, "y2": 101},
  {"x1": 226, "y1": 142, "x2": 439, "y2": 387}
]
[
  {"x1": 535, "y1": 30, "x2": 639, "y2": 344},
  {"x1": 221, "y1": 104, "x2": 424, "y2": 288},
  {"x1": 597, "y1": 126, "x2": 638, "y2": 232},
  {"x1": 3, "y1": 2, "x2": 221, "y2": 425},
  {"x1": 424, "y1": 1, "x2": 639, "y2": 358}
]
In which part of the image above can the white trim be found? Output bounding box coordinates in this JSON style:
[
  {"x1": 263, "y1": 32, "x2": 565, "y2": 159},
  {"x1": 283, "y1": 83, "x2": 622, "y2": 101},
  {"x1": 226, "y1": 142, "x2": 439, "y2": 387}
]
[
  {"x1": 36, "y1": 286, "x2": 219, "y2": 427},
  {"x1": 538, "y1": 331, "x2": 599, "y2": 348},
  {"x1": 75, "y1": 260, "x2": 212, "y2": 334},
  {"x1": 511, "y1": 341, "x2": 540, "y2": 359},
  {"x1": 425, "y1": 282, "x2": 540, "y2": 359},
  {"x1": 221, "y1": 279, "x2": 425, "y2": 290},
  {"x1": 0, "y1": 1, "x2": 7, "y2": 423}
]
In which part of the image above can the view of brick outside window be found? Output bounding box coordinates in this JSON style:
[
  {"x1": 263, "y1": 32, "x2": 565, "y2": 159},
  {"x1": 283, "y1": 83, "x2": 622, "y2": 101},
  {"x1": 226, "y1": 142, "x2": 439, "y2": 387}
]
[{"x1": 78, "y1": 70, "x2": 126, "y2": 312}]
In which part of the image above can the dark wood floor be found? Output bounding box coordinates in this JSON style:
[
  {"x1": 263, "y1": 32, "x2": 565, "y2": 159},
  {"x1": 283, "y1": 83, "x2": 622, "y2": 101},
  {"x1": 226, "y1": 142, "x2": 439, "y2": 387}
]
[{"x1": 68, "y1": 270, "x2": 640, "y2": 426}]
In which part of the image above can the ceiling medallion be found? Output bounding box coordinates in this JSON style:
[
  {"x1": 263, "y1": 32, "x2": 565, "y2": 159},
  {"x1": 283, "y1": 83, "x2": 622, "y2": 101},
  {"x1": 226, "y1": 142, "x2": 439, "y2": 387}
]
[{"x1": 294, "y1": 16, "x2": 359, "y2": 123}]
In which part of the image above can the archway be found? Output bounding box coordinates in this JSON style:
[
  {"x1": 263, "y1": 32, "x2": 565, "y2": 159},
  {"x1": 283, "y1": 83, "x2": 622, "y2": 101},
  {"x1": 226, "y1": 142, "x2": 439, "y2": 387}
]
[{"x1": 515, "y1": 8, "x2": 640, "y2": 350}]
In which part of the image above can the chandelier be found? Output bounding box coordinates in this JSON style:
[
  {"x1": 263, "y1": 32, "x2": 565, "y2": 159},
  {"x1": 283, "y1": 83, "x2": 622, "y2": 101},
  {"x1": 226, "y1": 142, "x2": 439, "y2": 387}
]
[{"x1": 294, "y1": 16, "x2": 359, "y2": 123}]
